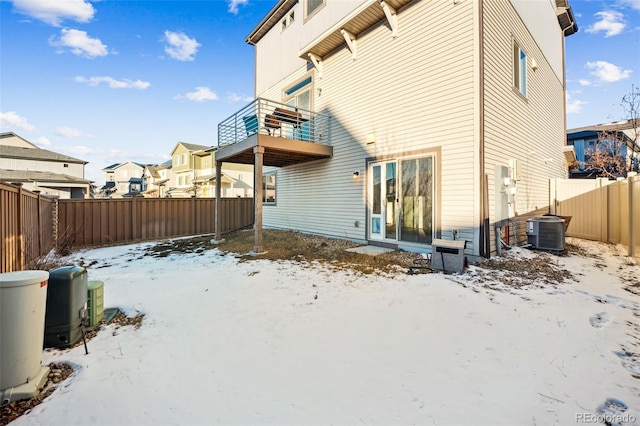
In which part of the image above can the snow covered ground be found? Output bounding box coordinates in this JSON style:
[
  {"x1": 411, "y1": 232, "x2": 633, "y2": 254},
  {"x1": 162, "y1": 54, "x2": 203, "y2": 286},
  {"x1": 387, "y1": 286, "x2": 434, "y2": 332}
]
[{"x1": 9, "y1": 237, "x2": 640, "y2": 425}]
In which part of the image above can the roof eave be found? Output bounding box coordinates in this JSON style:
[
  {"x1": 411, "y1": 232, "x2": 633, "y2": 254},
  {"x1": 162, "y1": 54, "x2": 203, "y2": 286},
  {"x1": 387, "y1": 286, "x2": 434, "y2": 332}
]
[{"x1": 246, "y1": 0, "x2": 296, "y2": 45}]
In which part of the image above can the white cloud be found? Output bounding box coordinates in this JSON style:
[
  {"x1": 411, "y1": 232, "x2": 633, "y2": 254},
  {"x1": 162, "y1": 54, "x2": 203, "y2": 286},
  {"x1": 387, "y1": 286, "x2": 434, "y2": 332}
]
[
  {"x1": 56, "y1": 126, "x2": 83, "y2": 137},
  {"x1": 0, "y1": 111, "x2": 36, "y2": 131},
  {"x1": 226, "y1": 92, "x2": 253, "y2": 103},
  {"x1": 75, "y1": 76, "x2": 151, "y2": 89},
  {"x1": 579, "y1": 79, "x2": 591, "y2": 86},
  {"x1": 585, "y1": 11, "x2": 626, "y2": 37},
  {"x1": 11, "y1": 0, "x2": 95, "y2": 26},
  {"x1": 34, "y1": 136, "x2": 51, "y2": 147},
  {"x1": 181, "y1": 87, "x2": 218, "y2": 102},
  {"x1": 566, "y1": 93, "x2": 587, "y2": 114},
  {"x1": 49, "y1": 29, "x2": 109, "y2": 58},
  {"x1": 163, "y1": 31, "x2": 200, "y2": 61},
  {"x1": 586, "y1": 60, "x2": 632, "y2": 83},
  {"x1": 619, "y1": 0, "x2": 640, "y2": 11},
  {"x1": 59, "y1": 145, "x2": 93, "y2": 156},
  {"x1": 227, "y1": 0, "x2": 248, "y2": 14}
]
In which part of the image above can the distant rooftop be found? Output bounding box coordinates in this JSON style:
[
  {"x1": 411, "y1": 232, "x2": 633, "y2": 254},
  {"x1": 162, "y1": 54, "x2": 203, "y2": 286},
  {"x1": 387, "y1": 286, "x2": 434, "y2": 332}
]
[{"x1": 0, "y1": 144, "x2": 87, "y2": 164}]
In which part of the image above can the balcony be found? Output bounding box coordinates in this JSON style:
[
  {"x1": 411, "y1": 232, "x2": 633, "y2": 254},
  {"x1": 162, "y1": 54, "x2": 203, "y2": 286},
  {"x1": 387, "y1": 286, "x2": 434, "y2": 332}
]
[{"x1": 217, "y1": 98, "x2": 332, "y2": 168}]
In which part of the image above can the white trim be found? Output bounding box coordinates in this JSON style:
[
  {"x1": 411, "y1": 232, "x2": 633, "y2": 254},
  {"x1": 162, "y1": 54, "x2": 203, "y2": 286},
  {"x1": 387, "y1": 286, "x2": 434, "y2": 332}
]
[{"x1": 340, "y1": 29, "x2": 357, "y2": 59}]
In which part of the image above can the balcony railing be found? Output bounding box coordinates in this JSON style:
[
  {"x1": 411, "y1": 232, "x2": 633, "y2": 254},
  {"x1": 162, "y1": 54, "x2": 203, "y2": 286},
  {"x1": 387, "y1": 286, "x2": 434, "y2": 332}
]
[{"x1": 218, "y1": 98, "x2": 330, "y2": 147}]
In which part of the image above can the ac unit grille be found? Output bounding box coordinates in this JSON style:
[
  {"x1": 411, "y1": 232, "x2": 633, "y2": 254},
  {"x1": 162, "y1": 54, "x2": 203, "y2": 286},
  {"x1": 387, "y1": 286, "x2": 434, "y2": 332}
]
[
  {"x1": 526, "y1": 217, "x2": 565, "y2": 252},
  {"x1": 537, "y1": 221, "x2": 564, "y2": 250}
]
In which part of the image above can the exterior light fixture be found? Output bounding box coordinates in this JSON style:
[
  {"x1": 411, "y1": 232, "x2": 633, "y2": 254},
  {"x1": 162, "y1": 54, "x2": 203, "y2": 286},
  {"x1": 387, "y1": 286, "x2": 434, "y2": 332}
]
[{"x1": 353, "y1": 171, "x2": 360, "y2": 179}]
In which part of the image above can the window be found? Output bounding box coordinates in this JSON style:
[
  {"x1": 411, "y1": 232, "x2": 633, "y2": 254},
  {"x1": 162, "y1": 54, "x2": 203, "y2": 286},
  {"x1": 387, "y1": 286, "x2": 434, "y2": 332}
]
[
  {"x1": 284, "y1": 76, "x2": 312, "y2": 110},
  {"x1": 263, "y1": 173, "x2": 276, "y2": 204},
  {"x1": 281, "y1": 11, "x2": 295, "y2": 31},
  {"x1": 513, "y1": 42, "x2": 527, "y2": 97},
  {"x1": 173, "y1": 155, "x2": 180, "y2": 166},
  {"x1": 305, "y1": 0, "x2": 324, "y2": 19},
  {"x1": 63, "y1": 163, "x2": 69, "y2": 168},
  {"x1": 181, "y1": 153, "x2": 187, "y2": 166}
]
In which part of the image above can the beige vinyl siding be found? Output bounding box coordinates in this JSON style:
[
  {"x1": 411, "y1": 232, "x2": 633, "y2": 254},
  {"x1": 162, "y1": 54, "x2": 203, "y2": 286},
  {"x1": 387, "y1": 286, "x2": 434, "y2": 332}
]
[
  {"x1": 482, "y1": 1, "x2": 567, "y2": 253},
  {"x1": 260, "y1": 0, "x2": 478, "y2": 249},
  {"x1": 0, "y1": 158, "x2": 85, "y2": 178},
  {"x1": 255, "y1": 0, "x2": 370, "y2": 94}
]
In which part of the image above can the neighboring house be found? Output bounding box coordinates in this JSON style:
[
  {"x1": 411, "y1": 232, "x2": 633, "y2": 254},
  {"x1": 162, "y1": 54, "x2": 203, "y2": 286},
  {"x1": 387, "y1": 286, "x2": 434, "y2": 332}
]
[
  {"x1": 168, "y1": 142, "x2": 253, "y2": 198},
  {"x1": 101, "y1": 161, "x2": 147, "y2": 198},
  {"x1": 566, "y1": 119, "x2": 639, "y2": 179},
  {"x1": 202, "y1": 147, "x2": 253, "y2": 198},
  {"x1": 0, "y1": 131, "x2": 91, "y2": 198},
  {"x1": 216, "y1": 0, "x2": 577, "y2": 258},
  {"x1": 142, "y1": 161, "x2": 176, "y2": 198}
]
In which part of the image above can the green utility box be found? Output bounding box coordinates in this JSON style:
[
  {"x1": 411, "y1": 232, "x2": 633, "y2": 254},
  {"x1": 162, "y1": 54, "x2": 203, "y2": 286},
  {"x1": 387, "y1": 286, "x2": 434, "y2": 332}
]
[
  {"x1": 87, "y1": 280, "x2": 104, "y2": 328},
  {"x1": 44, "y1": 266, "x2": 88, "y2": 348}
]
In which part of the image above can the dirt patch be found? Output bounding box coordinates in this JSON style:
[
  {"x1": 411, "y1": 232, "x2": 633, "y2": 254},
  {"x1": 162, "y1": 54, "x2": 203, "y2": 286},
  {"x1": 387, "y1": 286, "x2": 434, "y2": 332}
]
[{"x1": 142, "y1": 229, "x2": 419, "y2": 275}]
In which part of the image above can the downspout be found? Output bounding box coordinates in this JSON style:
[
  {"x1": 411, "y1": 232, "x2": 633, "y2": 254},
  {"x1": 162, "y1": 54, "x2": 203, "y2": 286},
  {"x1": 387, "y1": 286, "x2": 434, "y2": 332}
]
[{"x1": 478, "y1": 0, "x2": 489, "y2": 258}]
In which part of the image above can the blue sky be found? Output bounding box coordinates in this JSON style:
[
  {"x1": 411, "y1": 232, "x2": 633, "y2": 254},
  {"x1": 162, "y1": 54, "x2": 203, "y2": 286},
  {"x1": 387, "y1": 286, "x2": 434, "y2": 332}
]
[{"x1": 1, "y1": 0, "x2": 639, "y2": 185}]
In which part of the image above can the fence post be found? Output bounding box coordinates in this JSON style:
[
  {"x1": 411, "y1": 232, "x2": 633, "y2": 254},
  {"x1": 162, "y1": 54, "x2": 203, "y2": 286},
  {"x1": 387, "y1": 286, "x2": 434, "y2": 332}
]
[
  {"x1": 191, "y1": 196, "x2": 196, "y2": 235},
  {"x1": 630, "y1": 175, "x2": 635, "y2": 258},
  {"x1": 17, "y1": 186, "x2": 25, "y2": 270},
  {"x1": 53, "y1": 198, "x2": 59, "y2": 247},
  {"x1": 131, "y1": 197, "x2": 138, "y2": 240},
  {"x1": 37, "y1": 193, "x2": 42, "y2": 256}
]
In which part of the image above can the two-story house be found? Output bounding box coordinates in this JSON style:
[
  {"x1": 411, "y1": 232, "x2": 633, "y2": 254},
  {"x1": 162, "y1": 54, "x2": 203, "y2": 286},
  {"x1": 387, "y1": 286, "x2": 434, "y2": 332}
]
[
  {"x1": 142, "y1": 161, "x2": 176, "y2": 198},
  {"x1": 169, "y1": 142, "x2": 254, "y2": 198},
  {"x1": 566, "y1": 119, "x2": 639, "y2": 179},
  {"x1": 215, "y1": 0, "x2": 577, "y2": 259},
  {"x1": 0, "y1": 132, "x2": 91, "y2": 198},
  {"x1": 101, "y1": 161, "x2": 147, "y2": 198}
]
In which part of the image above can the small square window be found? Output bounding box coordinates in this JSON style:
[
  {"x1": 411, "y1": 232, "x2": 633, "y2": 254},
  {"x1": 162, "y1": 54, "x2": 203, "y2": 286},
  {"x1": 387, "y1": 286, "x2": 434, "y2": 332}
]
[{"x1": 63, "y1": 163, "x2": 69, "y2": 168}]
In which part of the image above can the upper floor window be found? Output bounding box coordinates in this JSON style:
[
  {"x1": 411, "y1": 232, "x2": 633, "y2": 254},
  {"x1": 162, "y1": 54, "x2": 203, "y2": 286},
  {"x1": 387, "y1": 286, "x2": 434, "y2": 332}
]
[
  {"x1": 173, "y1": 155, "x2": 180, "y2": 166},
  {"x1": 305, "y1": 0, "x2": 325, "y2": 20},
  {"x1": 63, "y1": 163, "x2": 69, "y2": 168},
  {"x1": 281, "y1": 10, "x2": 295, "y2": 31},
  {"x1": 513, "y1": 41, "x2": 527, "y2": 97},
  {"x1": 181, "y1": 153, "x2": 188, "y2": 165},
  {"x1": 284, "y1": 76, "x2": 312, "y2": 111}
]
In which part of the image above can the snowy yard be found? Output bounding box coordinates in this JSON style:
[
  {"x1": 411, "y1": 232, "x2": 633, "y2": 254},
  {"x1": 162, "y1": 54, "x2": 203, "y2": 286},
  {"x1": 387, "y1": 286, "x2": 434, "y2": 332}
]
[{"x1": 8, "y1": 237, "x2": 640, "y2": 425}]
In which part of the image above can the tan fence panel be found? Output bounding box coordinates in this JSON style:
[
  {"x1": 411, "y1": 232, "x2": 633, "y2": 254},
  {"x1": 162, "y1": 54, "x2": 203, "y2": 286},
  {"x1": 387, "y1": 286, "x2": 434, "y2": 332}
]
[
  {"x1": 615, "y1": 181, "x2": 629, "y2": 246},
  {"x1": 57, "y1": 197, "x2": 254, "y2": 248},
  {"x1": 557, "y1": 186, "x2": 607, "y2": 241},
  {"x1": 632, "y1": 177, "x2": 640, "y2": 262}
]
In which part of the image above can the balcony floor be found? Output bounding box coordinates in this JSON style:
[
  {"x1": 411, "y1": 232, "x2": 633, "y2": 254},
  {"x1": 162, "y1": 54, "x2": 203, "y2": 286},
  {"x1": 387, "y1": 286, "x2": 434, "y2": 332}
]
[{"x1": 216, "y1": 134, "x2": 333, "y2": 167}]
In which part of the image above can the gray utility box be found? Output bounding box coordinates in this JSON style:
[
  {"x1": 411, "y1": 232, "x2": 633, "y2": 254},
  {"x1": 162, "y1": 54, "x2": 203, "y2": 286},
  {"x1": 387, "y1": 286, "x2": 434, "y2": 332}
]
[
  {"x1": 431, "y1": 239, "x2": 467, "y2": 273},
  {"x1": 44, "y1": 266, "x2": 88, "y2": 348}
]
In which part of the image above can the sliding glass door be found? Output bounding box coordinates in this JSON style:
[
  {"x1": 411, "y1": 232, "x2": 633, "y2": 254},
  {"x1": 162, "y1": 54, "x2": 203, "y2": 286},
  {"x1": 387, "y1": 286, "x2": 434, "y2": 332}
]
[
  {"x1": 369, "y1": 156, "x2": 434, "y2": 244},
  {"x1": 399, "y1": 157, "x2": 433, "y2": 244}
]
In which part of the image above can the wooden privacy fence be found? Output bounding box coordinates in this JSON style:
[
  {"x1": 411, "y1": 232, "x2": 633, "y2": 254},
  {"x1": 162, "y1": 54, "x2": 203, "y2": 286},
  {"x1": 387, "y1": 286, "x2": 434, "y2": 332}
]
[
  {"x1": 555, "y1": 175, "x2": 640, "y2": 262},
  {"x1": 1, "y1": 181, "x2": 255, "y2": 273},
  {"x1": 57, "y1": 197, "x2": 254, "y2": 247},
  {"x1": 1, "y1": 183, "x2": 56, "y2": 273}
]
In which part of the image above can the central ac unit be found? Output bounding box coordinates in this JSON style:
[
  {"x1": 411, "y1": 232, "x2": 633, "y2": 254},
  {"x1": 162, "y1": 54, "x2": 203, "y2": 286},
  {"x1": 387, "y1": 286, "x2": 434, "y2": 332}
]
[{"x1": 526, "y1": 216, "x2": 565, "y2": 252}]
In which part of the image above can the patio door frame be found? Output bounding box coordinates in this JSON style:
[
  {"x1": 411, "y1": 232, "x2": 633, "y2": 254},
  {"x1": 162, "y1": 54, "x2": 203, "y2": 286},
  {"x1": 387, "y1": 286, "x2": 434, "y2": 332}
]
[
  {"x1": 368, "y1": 160, "x2": 398, "y2": 242},
  {"x1": 367, "y1": 150, "x2": 440, "y2": 246}
]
